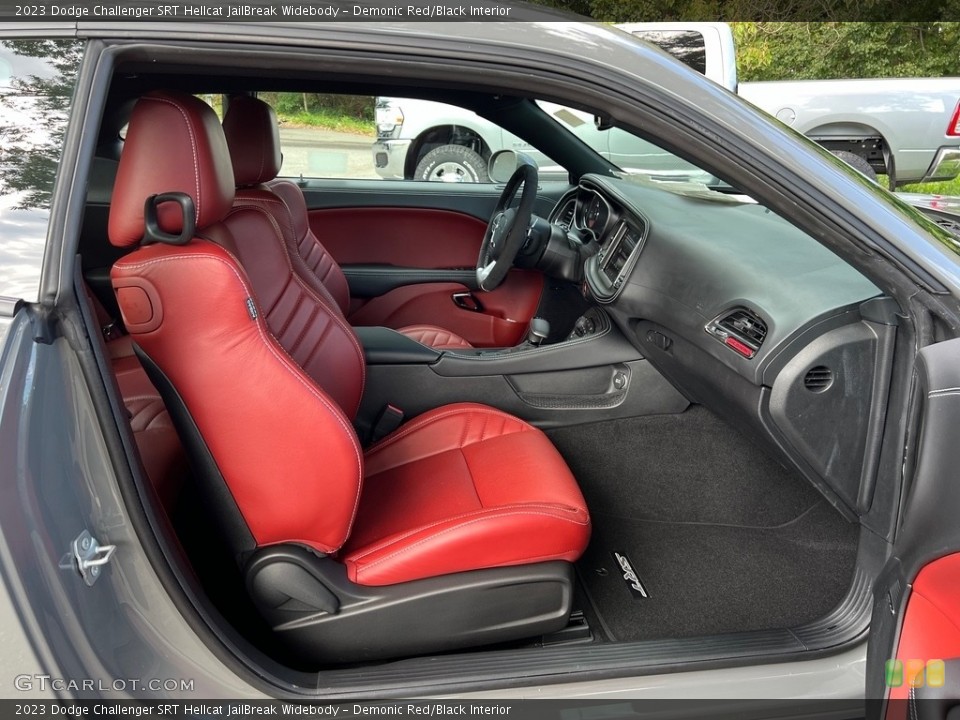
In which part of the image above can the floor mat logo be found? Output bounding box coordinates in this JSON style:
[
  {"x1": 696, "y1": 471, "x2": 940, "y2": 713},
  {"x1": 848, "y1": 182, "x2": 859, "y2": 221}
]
[{"x1": 612, "y1": 552, "x2": 649, "y2": 599}]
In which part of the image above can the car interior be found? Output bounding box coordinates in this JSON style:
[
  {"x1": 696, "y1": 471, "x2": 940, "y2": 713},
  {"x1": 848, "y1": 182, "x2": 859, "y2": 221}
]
[{"x1": 68, "y1": 44, "x2": 908, "y2": 691}]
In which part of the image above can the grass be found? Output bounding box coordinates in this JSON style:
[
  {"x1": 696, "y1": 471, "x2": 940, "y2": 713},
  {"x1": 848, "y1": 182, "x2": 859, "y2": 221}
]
[
  {"x1": 879, "y1": 174, "x2": 960, "y2": 195},
  {"x1": 276, "y1": 110, "x2": 375, "y2": 136},
  {"x1": 900, "y1": 177, "x2": 960, "y2": 195}
]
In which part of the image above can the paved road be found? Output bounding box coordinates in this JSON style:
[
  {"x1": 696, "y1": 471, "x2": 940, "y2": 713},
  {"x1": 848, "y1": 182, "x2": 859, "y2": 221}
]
[{"x1": 277, "y1": 125, "x2": 379, "y2": 180}]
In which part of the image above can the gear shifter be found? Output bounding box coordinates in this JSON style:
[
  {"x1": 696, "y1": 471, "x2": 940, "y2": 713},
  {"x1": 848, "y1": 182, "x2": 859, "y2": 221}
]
[{"x1": 526, "y1": 317, "x2": 551, "y2": 347}]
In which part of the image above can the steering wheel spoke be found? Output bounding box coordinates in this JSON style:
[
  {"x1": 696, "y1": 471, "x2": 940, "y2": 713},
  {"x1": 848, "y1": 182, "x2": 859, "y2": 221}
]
[{"x1": 476, "y1": 164, "x2": 538, "y2": 292}]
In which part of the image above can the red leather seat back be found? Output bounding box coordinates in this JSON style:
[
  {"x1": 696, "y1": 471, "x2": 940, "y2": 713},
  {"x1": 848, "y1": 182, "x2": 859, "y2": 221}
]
[
  {"x1": 220, "y1": 96, "x2": 475, "y2": 351},
  {"x1": 222, "y1": 96, "x2": 352, "y2": 315},
  {"x1": 109, "y1": 91, "x2": 363, "y2": 554},
  {"x1": 206, "y1": 199, "x2": 365, "y2": 418}
]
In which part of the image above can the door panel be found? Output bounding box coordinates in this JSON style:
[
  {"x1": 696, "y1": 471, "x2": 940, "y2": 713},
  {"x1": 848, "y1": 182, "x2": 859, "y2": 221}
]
[
  {"x1": 309, "y1": 207, "x2": 487, "y2": 268},
  {"x1": 298, "y1": 178, "x2": 565, "y2": 218},
  {"x1": 867, "y1": 337, "x2": 960, "y2": 711},
  {"x1": 299, "y1": 180, "x2": 568, "y2": 347}
]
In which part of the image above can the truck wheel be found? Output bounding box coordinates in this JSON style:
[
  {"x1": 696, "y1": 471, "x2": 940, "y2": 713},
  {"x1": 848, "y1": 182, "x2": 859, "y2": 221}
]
[
  {"x1": 831, "y1": 151, "x2": 878, "y2": 183},
  {"x1": 414, "y1": 145, "x2": 489, "y2": 183}
]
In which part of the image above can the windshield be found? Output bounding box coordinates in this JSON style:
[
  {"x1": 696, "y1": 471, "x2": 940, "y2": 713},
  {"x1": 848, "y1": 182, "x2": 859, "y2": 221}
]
[{"x1": 535, "y1": 100, "x2": 735, "y2": 194}]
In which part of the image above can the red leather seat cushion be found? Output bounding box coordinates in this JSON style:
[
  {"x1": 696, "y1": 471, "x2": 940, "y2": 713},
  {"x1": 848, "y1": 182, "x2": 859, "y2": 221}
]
[
  {"x1": 110, "y1": 353, "x2": 187, "y2": 509},
  {"x1": 397, "y1": 324, "x2": 473, "y2": 350},
  {"x1": 341, "y1": 403, "x2": 590, "y2": 586}
]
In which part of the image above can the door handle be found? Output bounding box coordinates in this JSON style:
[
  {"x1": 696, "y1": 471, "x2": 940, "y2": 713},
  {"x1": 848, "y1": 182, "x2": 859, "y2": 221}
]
[{"x1": 452, "y1": 292, "x2": 484, "y2": 313}]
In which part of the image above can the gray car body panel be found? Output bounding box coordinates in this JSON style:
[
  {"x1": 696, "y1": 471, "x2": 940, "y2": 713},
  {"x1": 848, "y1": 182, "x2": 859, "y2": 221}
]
[
  {"x1": 0, "y1": 310, "x2": 259, "y2": 699},
  {"x1": 1, "y1": 20, "x2": 959, "y2": 701},
  {"x1": 740, "y1": 77, "x2": 960, "y2": 184}
]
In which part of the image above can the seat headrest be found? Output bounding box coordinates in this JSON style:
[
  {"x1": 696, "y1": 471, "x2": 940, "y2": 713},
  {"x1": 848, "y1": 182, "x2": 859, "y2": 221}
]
[
  {"x1": 222, "y1": 96, "x2": 282, "y2": 187},
  {"x1": 108, "y1": 91, "x2": 235, "y2": 249}
]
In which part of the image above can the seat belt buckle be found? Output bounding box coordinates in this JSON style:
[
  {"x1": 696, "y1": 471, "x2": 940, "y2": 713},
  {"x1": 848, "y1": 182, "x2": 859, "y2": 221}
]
[{"x1": 370, "y1": 404, "x2": 404, "y2": 443}]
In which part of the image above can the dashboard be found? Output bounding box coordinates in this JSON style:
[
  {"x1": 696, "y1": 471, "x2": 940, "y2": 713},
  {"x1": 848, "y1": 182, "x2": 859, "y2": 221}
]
[{"x1": 548, "y1": 174, "x2": 893, "y2": 518}]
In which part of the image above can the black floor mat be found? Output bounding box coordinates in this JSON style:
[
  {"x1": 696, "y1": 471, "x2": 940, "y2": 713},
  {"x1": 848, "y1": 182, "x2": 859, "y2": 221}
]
[
  {"x1": 577, "y1": 502, "x2": 859, "y2": 641},
  {"x1": 548, "y1": 406, "x2": 824, "y2": 527},
  {"x1": 547, "y1": 407, "x2": 860, "y2": 643}
]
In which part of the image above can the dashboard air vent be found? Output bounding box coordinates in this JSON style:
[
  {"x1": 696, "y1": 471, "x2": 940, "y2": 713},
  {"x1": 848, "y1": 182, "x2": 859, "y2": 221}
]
[
  {"x1": 554, "y1": 199, "x2": 576, "y2": 231},
  {"x1": 705, "y1": 307, "x2": 768, "y2": 359},
  {"x1": 804, "y1": 365, "x2": 834, "y2": 393}
]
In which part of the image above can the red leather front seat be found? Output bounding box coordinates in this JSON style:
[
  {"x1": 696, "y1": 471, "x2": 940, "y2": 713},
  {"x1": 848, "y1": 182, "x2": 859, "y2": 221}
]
[
  {"x1": 220, "y1": 95, "x2": 473, "y2": 351},
  {"x1": 108, "y1": 91, "x2": 589, "y2": 662}
]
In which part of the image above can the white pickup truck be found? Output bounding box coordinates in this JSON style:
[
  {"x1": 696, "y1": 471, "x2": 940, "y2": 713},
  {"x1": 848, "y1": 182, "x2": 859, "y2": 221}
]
[{"x1": 372, "y1": 22, "x2": 960, "y2": 188}]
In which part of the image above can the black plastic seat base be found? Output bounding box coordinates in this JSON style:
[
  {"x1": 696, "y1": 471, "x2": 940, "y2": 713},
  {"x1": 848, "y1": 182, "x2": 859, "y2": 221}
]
[{"x1": 245, "y1": 546, "x2": 575, "y2": 664}]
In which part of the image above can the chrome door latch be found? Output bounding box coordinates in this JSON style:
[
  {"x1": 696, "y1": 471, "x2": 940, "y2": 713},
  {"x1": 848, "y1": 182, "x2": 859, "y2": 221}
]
[{"x1": 60, "y1": 530, "x2": 116, "y2": 587}]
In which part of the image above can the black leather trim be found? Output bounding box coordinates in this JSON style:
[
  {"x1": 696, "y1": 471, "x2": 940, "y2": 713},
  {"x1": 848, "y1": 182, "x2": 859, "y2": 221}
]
[
  {"x1": 342, "y1": 265, "x2": 478, "y2": 297},
  {"x1": 354, "y1": 326, "x2": 443, "y2": 365}
]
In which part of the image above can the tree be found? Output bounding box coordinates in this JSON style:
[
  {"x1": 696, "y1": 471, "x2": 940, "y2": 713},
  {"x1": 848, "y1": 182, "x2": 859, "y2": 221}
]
[
  {"x1": 733, "y1": 22, "x2": 960, "y2": 80},
  {"x1": 0, "y1": 40, "x2": 83, "y2": 209}
]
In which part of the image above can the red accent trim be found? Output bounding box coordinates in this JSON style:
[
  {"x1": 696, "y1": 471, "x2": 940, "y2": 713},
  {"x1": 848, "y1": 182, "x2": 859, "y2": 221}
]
[
  {"x1": 887, "y1": 552, "x2": 960, "y2": 713},
  {"x1": 947, "y1": 100, "x2": 960, "y2": 137},
  {"x1": 308, "y1": 207, "x2": 488, "y2": 268},
  {"x1": 724, "y1": 336, "x2": 755, "y2": 358}
]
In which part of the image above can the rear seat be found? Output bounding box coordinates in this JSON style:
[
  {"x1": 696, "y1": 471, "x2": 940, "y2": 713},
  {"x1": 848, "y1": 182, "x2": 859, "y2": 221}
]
[{"x1": 86, "y1": 284, "x2": 186, "y2": 510}]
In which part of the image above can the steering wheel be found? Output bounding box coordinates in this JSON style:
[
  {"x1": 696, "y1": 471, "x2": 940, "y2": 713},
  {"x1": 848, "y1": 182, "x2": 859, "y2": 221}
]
[{"x1": 476, "y1": 163, "x2": 538, "y2": 291}]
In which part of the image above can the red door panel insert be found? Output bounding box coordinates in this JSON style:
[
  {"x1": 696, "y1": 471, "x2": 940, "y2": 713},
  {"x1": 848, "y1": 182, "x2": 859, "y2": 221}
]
[{"x1": 308, "y1": 207, "x2": 488, "y2": 268}]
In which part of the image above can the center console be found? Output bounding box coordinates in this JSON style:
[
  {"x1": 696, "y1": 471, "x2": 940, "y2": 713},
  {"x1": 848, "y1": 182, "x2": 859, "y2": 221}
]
[{"x1": 354, "y1": 307, "x2": 689, "y2": 436}]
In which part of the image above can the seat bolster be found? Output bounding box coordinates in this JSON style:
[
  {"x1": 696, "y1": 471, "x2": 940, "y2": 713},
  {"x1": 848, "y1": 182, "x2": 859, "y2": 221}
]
[
  {"x1": 268, "y1": 179, "x2": 352, "y2": 315},
  {"x1": 397, "y1": 324, "x2": 473, "y2": 350}
]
